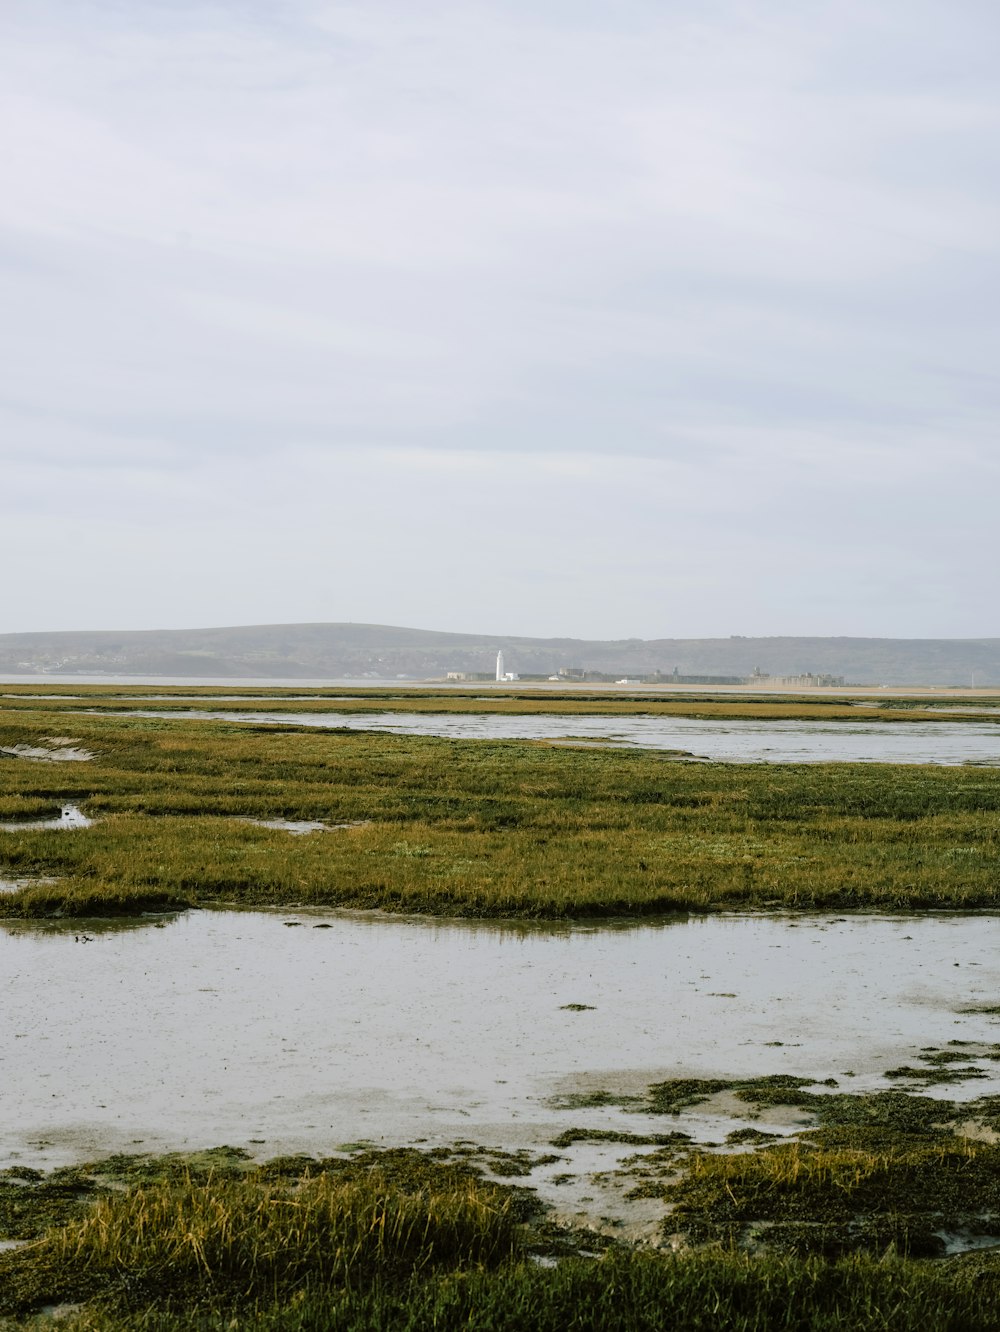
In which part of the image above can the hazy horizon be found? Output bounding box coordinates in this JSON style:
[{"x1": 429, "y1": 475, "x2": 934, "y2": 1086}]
[
  {"x1": 3, "y1": 618, "x2": 1000, "y2": 646},
  {"x1": 4, "y1": 2, "x2": 999, "y2": 640}
]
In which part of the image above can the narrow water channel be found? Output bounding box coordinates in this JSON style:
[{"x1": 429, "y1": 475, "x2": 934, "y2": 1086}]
[{"x1": 114, "y1": 710, "x2": 1000, "y2": 764}]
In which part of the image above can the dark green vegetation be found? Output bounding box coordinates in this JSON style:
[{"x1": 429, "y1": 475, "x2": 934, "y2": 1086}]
[
  {"x1": 665, "y1": 1134, "x2": 1000, "y2": 1258},
  {"x1": 3, "y1": 692, "x2": 1000, "y2": 917},
  {"x1": 0, "y1": 1149, "x2": 523, "y2": 1323},
  {"x1": 572, "y1": 1075, "x2": 993, "y2": 1134},
  {"x1": 669, "y1": 1095, "x2": 1000, "y2": 1260},
  {"x1": 884, "y1": 1043, "x2": 1000, "y2": 1086},
  {"x1": 3, "y1": 1135, "x2": 1000, "y2": 1330},
  {"x1": 598, "y1": 1080, "x2": 1000, "y2": 1259},
  {"x1": 544, "y1": 1077, "x2": 1000, "y2": 1270}
]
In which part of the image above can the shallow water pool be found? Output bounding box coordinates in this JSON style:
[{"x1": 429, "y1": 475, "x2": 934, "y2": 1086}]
[{"x1": 2, "y1": 909, "x2": 997, "y2": 1175}]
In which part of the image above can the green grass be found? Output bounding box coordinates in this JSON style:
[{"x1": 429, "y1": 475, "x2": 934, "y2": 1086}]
[
  {"x1": 7, "y1": 1252, "x2": 1000, "y2": 1331},
  {"x1": 0, "y1": 1155, "x2": 520, "y2": 1320},
  {"x1": 4, "y1": 698, "x2": 1000, "y2": 917},
  {"x1": 664, "y1": 1135, "x2": 1000, "y2": 1256},
  {"x1": 612, "y1": 1080, "x2": 1000, "y2": 1261},
  {"x1": 4, "y1": 1152, "x2": 1000, "y2": 1330}
]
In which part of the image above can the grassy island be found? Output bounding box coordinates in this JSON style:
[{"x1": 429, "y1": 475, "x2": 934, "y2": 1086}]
[{"x1": 1, "y1": 688, "x2": 1000, "y2": 917}]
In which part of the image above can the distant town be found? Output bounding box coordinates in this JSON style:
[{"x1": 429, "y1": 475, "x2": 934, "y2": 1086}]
[{"x1": 446, "y1": 653, "x2": 845, "y2": 688}]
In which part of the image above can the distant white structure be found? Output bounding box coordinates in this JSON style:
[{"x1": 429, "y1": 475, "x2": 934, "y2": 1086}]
[{"x1": 496, "y1": 650, "x2": 504, "y2": 682}]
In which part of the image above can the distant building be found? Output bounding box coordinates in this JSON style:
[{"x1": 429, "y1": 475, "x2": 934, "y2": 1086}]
[
  {"x1": 496, "y1": 650, "x2": 504, "y2": 682},
  {"x1": 654, "y1": 667, "x2": 745, "y2": 685},
  {"x1": 746, "y1": 667, "x2": 845, "y2": 688}
]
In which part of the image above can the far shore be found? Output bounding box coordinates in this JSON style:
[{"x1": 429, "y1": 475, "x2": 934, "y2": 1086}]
[{"x1": 3, "y1": 673, "x2": 1000, "y2": 700}]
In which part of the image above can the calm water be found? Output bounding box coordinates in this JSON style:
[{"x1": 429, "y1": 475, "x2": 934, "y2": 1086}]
[
  {"x1": 0, "y1": 804, "x2": 92, "y2": 833},
  {"x1": 3, "y1": 910, "x2": 997, "y2": 1175},
  {"x1": 121, "y1": 710, "x2": 1000, "y2": 764}
]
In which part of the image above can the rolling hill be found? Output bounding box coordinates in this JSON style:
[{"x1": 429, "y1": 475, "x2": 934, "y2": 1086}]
[{"x1": 1, "y1": 623, "x2": 998, "y2": 685}]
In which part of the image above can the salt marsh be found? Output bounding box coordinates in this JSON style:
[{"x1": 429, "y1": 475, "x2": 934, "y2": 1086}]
[{"x1": 119, "y1": 709, "x2": 1000, "y2": 764}]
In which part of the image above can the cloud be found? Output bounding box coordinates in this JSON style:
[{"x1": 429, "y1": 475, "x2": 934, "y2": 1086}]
[{"x1": 2, "y1": 0, "x2": 999, "y2": 635}]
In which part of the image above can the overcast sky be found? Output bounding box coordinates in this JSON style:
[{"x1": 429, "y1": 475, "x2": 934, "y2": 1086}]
[{"x1": 3, "y1": 1, "x2": 999, "y2": 639}]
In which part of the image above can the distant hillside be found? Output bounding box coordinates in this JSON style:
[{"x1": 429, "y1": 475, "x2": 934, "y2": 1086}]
[{"x1": 0, "y1": 623, "x2": 998, "y2": 685}]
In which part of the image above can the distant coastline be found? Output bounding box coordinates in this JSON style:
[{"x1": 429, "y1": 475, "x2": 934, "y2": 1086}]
[{"x1": 1, "y1": 622, "x2": 998, "y2": 686}]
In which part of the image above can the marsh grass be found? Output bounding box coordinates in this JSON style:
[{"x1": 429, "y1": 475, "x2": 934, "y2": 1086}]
[
  {"x1": 57, "y1": 1171, "x2": 517, "y2": 1284},
  {"x1": 612, "y1": 1081, "x2": 1000, "y2": 1261},
  {"x1": 4, "y1": 679, "x2": 1000, "y2": 725},
  {"x1": 0, "y1": 1164, "x2": 519, "y2": 1318},
  {"x1": 0, "y1": 1166, "x2": 998, "y2": 1330},
  {"x1": 3, "y1": 700, "x2": 1000, "y2": 917},
  {"x1": 664, "y1": 1134, "x2": 1000, "y2": 1257},
  {"x1": 5, "y1": 1136, "x2": 1000, "y2": 1328},
  {"x1": 6, "y1": 1240, "x2": 1000, "y2": 1331}
]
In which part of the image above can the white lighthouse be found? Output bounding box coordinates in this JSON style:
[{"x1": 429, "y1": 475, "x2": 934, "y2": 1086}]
[{"x1": 496, "y1": 650, "x2": 504, "y2": 682}]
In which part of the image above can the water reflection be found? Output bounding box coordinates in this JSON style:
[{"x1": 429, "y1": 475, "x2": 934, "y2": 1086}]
[
  {"x1": 0, "y1": 804, "x2": 93, "y2": 831},
  {"x1": 243, "y1": 817, "x2": 328, "y2": 835},
  {"x1": 268, "y1": 904, "x2": 700, "y2": 941},
  {"x1": 0, "y1": 912, "x2": 181, "y2": 938}
]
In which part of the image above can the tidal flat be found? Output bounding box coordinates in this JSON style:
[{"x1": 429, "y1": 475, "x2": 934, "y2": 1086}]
[
  {"x1": 4, "y1": 687, "x2": 1000, "y2": 1327},
  {"x1": 4, "y1": 909, "x2": 999, "y2": 1168},
  {"x1": 97, "y1": 707, "x2": 1000, "y2": 764}
]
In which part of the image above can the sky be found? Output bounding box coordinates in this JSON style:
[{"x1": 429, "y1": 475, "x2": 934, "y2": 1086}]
[{"x1": 3, "y1": 0, "x2": 999, "y2": 640}]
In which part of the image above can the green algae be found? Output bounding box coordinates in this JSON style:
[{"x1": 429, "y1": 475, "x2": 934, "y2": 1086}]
[
  {"x1": 549, "y1": 1129, "x2": 691, "y2": 1149},
  {"x1": 0, "y1": 1168, "x2": 99, "y2": 1242},
  {"x1": 661, "y1": 1133, "x2": 1000, "y2": 1257},
  {"x1": 603, "y1": 1078, "x2": 1000, "y2": 1259},
  {"x1": 726, "y1": 1127, "x2": 782, "y2": 1145},
  {"x1": 885, "y1": 1065, "x2": 989, "y2": 1084}
]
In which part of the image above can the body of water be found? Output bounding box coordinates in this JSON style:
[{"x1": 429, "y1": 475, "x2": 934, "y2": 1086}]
[
  {"x1": 3, "y1": 909, "x2": 997, "y2": 1175},
  {"x1": 121, "y1": 710, "x2": 1000, "y2": 764}
]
